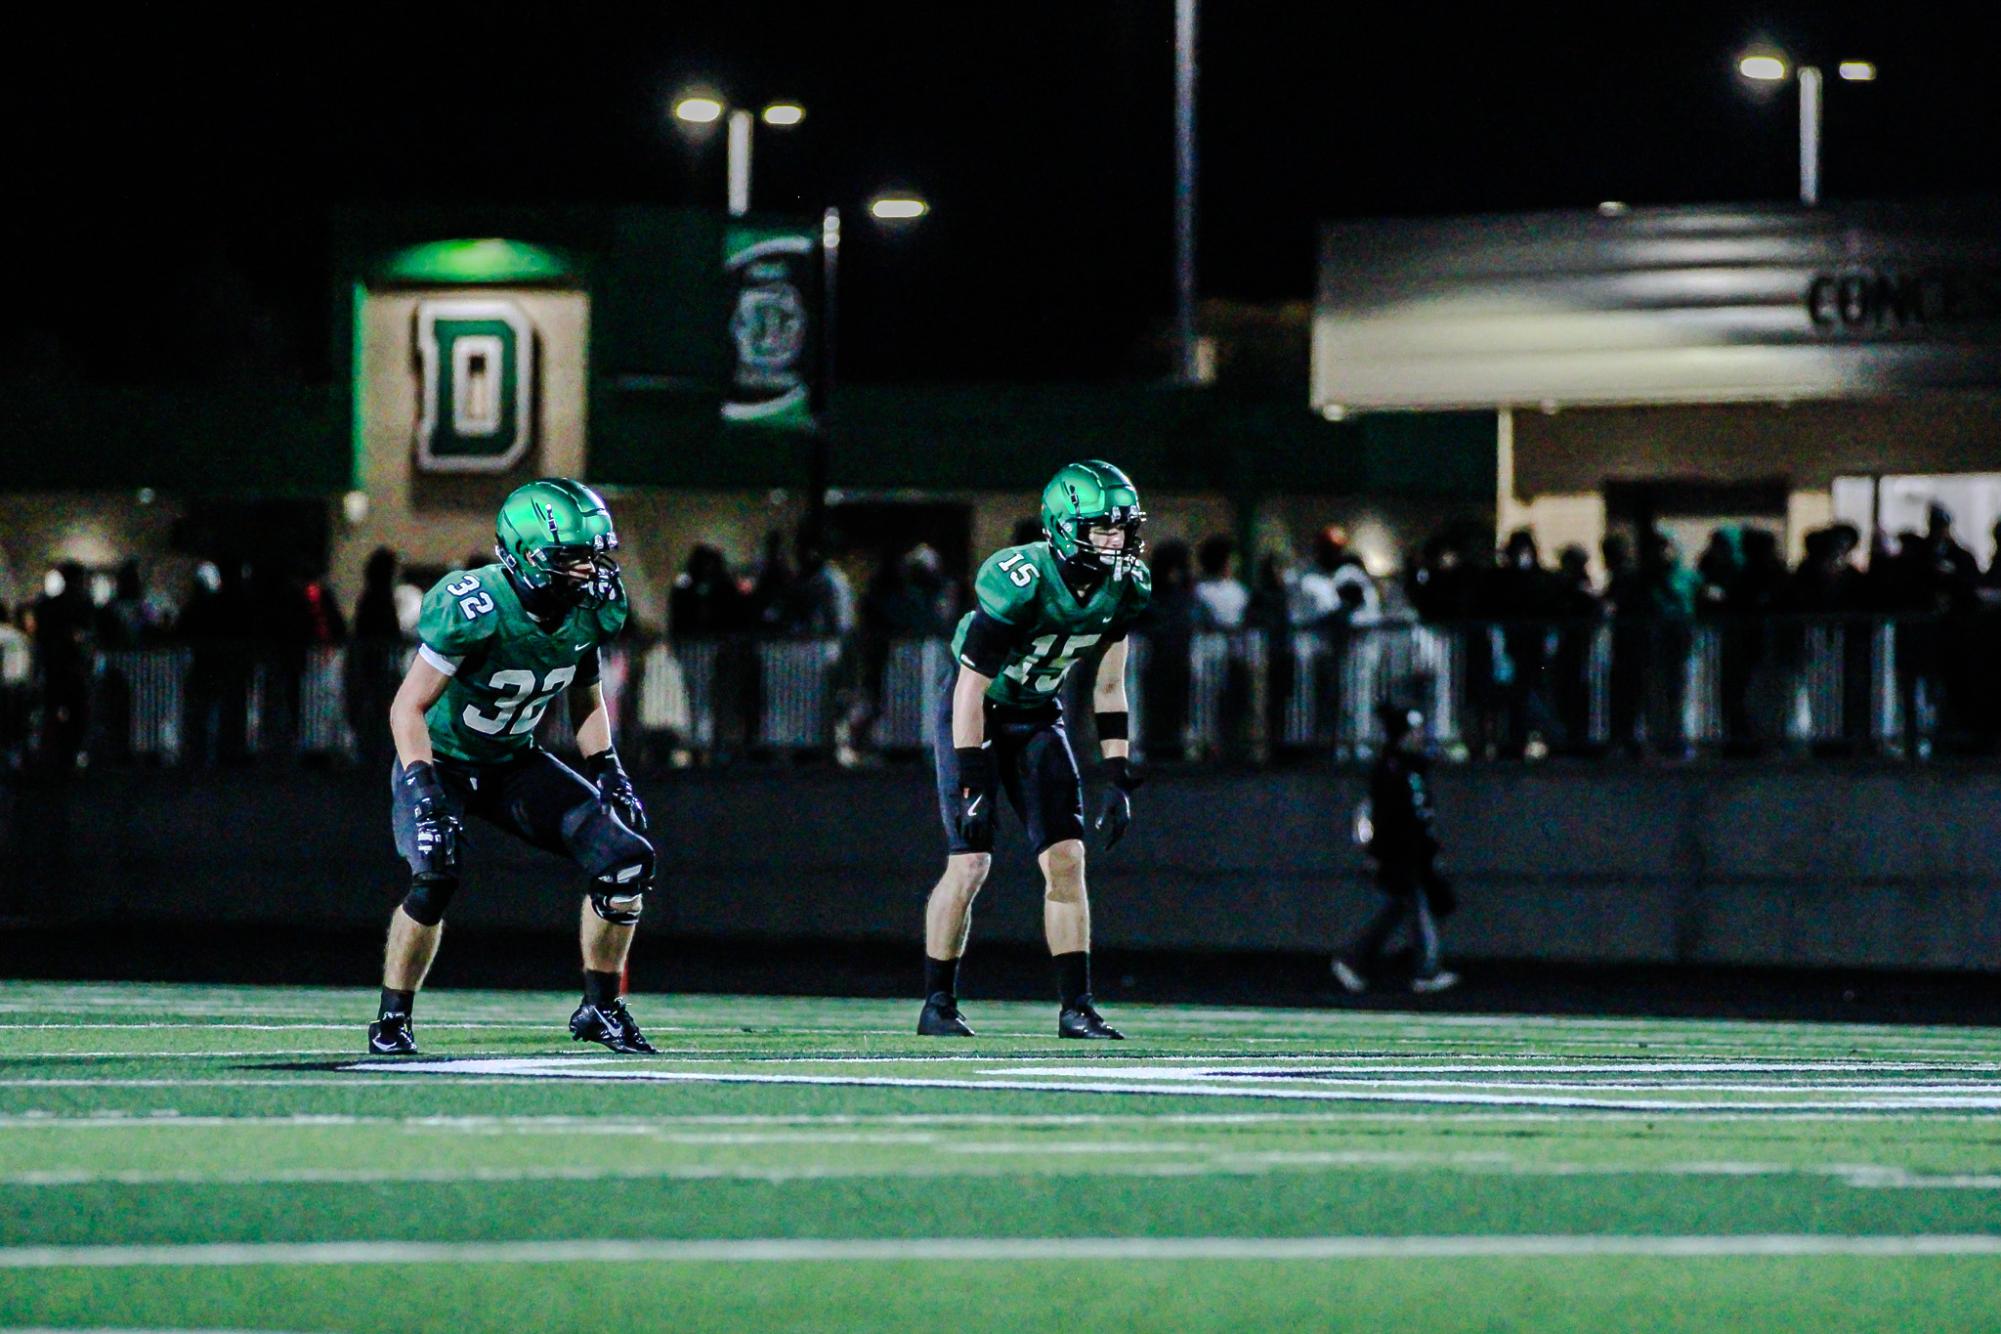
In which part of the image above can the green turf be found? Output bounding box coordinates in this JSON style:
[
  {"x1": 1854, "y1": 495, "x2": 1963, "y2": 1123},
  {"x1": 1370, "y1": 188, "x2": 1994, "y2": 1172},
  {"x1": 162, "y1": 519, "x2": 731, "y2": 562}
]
[{"x1": 1, "y1": 982, "x2": 1998, "y2": 1331}]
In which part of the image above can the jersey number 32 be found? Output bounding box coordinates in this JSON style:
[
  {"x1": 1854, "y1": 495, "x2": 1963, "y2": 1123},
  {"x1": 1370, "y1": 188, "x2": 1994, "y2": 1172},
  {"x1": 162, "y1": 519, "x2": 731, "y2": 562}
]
[{"x1": 464, "y1": 666, "x2": 577, "y2": 736}]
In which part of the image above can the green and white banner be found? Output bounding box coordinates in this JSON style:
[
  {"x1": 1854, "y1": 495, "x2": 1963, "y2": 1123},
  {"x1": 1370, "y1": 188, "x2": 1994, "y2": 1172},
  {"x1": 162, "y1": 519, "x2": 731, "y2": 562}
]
[{"x1": 724, "y1": 226, "x2": 818, "y2": 430}]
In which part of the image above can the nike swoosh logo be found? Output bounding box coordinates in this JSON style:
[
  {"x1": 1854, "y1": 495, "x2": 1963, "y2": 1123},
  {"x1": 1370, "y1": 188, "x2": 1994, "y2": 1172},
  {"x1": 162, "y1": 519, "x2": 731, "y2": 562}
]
[{"x1": 967, "y1": 796, "x2": 983, "y2": 816}]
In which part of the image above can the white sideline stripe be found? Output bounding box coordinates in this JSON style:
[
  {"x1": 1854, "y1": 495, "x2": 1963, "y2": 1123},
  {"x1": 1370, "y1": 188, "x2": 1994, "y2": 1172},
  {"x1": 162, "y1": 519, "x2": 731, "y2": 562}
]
[
  {"x1": 0, "y1": 1079, "x2": 552, "y2": 1088},
  {"x1": 0, "y1": 1032, "x2": 516, "y2": 1040},
  {"x1": 0, "y1": 1111, "x2": 1979, "y2": 1130},
  {"x1": 987, "y1": 1067, "x2": 2001, "y2": 1092},
  {"x1": 5, "y1": 1234, "x2": 2001, "y2": 1269},
  {"x1": 990, "y1": 1061, "x2": 2001, "y2": 1075},
  {"x1": 4, "y1": 1051, "x2": 362, "y2": 1060},
  {"x1": 343, "y1": 1060, "x2": 2001, "y2": 1112},
  {"x1": 6, "y1": 1156, "x2": 1995, "y2": 1192}
]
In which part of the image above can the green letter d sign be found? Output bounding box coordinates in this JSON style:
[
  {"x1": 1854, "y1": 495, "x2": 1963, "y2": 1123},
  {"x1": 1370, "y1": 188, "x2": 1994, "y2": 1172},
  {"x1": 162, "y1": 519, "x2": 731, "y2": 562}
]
[{"x1": 415, "y1": 299, "x2": 536, "y2": 472}]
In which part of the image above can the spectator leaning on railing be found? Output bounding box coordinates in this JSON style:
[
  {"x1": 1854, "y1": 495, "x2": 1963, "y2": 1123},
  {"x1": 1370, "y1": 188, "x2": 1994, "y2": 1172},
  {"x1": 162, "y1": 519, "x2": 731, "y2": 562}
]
[
  {"x1": 32, "y1": 561, "x2": 94, "y2": 772},
  {"x1": 347, "y1": 547, "x2": 408, "y2": 771}
]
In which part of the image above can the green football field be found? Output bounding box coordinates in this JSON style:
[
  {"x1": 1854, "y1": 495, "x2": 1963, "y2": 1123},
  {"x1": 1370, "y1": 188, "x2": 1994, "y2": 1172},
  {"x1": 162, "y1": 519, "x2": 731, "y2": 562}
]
[{"x1": 2, "y1": 982, "x2": 1999, "y2": 1332}]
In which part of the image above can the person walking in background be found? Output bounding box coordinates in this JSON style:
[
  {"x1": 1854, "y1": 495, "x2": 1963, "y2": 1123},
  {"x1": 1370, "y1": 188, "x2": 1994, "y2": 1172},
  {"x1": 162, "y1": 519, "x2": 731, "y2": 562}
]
[{"x1": 1333, "y1": 701, "x2": 1457, "y2": 995}]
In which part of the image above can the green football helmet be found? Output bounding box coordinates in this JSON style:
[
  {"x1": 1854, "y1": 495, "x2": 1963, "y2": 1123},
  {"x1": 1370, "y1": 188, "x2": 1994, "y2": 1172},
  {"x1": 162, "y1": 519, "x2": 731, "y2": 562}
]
[
  {"x1": 1041, "y1": 460, "x2": 1147, "y2": 581},
  {"x1": 494, "y1": 478, "x2": 623, "y2": 611}
]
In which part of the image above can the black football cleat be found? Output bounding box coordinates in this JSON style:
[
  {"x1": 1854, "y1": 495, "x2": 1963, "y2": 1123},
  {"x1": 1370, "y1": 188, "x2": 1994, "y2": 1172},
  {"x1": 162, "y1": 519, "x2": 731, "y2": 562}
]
[
  {"x1": 917, "y1": 992, "x2": 976, "y2": 1037},
  {"x1": 367, "y1": 1012, "x2": 417, "y2": 1055},
  {"x1": 569, "y1": 999, "x2": 658, "y2": 1054},
  {"x1": 1058, "y1": 997, "x2": 1124, "y2": 1040}
]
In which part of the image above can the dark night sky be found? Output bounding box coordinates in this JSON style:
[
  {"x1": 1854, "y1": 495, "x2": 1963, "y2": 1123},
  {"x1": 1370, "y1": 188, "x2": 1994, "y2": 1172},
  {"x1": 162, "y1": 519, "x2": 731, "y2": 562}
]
[{"x1": 9, "y1": 3, "x2": 2000, "y2": 383}]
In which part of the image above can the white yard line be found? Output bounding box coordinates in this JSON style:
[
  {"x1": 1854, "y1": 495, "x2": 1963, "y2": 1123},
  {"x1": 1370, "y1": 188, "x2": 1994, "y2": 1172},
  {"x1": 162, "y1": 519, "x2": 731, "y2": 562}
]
[
  {"x1": 5, "y1": 1234, "x2": 2001, "y2": 1269},
  {"x1": 0, "y1": 1032, "x2": 516, "y2": 1040},
  {"x1": 4, "y1": 1153, "x2": 1992, "y2": 1192},
  {"x1": 0, "y1": 1110, "x2": 1979, "y2": 1131},
  {"x1": 983, "y1": 1060, "x2": 2001, "y2": 1074},
  {"x1": 0, "y1": 1051, "x2": 365, "y2": 1060},
  {"x1": 338, "y1": 1059, "x2": 2001, "y2": 1111}
]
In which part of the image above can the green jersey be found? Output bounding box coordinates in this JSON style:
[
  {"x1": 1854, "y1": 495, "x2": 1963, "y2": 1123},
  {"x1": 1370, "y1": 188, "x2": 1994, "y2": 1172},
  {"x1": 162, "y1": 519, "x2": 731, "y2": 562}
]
[
  {"x1": 950, "y1": 541, "x2": 1152, "y2": 708},
  {"x1": 415, "y1": 563, "x2": 629, "y2": 763}
]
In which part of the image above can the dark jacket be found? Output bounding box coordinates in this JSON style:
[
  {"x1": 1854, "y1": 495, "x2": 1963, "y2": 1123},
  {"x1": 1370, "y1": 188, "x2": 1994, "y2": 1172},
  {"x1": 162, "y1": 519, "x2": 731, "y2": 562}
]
[{"x1": 1367, "y1": 748, "x2": 1438, "y2": 869}]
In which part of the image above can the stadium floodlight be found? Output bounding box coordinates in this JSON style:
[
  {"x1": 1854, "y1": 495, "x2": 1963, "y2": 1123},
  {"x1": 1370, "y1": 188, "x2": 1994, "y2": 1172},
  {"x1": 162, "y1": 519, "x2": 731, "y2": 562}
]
[
  {"x1": 870, "y1": 196, "x2": 929, "y2": 220},
  {"x1": 761, "y1": 102, "x2": 806, "y2": 126},
  {"x1": 1732, "y1": 51, "x2": 1869, "y2": 207},
  {"x1": 673, "y1": 96, "x2": 725, "y2": 124}
]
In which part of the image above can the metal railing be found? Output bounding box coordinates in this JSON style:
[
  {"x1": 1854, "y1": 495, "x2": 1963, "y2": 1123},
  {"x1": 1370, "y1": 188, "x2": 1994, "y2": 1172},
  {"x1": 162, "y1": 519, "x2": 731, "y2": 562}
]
[{"x1": 4, "y1": 614, "x2": 1992, "y2": 770}]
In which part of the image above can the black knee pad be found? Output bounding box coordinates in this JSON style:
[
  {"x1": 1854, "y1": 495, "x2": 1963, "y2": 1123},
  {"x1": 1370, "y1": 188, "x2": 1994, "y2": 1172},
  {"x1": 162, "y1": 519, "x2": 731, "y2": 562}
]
[
  {"x1": 564, "y1": 800, "x2": 654, "y2": 925},
  {"x1": 401, "y1": 875, "x2": 459, "y2": 927},
  {"x1": 589, "y1": 887, "x2": 645, "y2": 926},
  {"x1": 590, "y1": 845, "x2": 655, "y2": 925},
  {"x1": 562, "y1": 800, "x2": 656, "y2": 883}
]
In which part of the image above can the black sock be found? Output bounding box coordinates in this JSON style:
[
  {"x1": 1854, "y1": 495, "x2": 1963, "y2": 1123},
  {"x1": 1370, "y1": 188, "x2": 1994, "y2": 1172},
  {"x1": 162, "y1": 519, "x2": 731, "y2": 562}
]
[
  {"x1": 924, "y1": 955, "x2": 960, "y2": 1001},
  {"x1": 584, "y1": 969, "x2": 622, "y2": 1008},
  {"x1": 378, "y1": 987, "x2": 414, "y2": 1020},
  {"x1": 1054, "y1": 952, "x2": 1091, "y2": 1009}
]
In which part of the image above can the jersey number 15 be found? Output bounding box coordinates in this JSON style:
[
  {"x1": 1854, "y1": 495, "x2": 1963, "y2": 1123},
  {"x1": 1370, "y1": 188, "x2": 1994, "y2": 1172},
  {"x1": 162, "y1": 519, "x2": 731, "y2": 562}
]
[{"x1": 1003, "y1": 633, "x2": 1101, "y2": 695}]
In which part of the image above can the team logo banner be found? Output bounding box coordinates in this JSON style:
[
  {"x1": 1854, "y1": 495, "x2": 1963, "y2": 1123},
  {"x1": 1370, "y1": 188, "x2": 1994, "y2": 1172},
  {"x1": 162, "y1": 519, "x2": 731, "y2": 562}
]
[
  {"x1": 415, "y1": 299, "x2": 537, "y2": 472},
  {"x1": 724, "y1": 227, "x2": 818, "y2": 430}
]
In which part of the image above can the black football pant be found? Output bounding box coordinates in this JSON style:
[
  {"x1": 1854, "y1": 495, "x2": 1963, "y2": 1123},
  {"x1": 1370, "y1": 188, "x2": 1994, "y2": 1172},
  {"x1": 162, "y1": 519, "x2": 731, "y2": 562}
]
[
  {"x1": 1347, "y1": 861, "x2": 1444, "y2": 979},
  {"x1": 930, "y1": 673, "x2": 1086, "y2": 856}
]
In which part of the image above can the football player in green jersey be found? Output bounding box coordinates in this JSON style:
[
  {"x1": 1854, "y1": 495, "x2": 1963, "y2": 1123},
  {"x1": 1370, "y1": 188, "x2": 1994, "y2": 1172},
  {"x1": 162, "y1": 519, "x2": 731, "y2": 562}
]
[
  {"x1": 368, "y1": 478, "x2": 658, "y2": 1056},
  {"x1": 920, "y1": 460, "x2": 1151, "y2": 1039}
]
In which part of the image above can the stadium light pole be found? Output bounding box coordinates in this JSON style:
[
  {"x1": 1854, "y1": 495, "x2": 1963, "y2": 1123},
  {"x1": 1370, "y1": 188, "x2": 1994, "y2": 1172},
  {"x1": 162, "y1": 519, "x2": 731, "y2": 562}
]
[
  {"x1": 673, "y1": 94, "x2": 806, "y2": 217},
  {"x1": 1737, "y1": 53, "x2": 1875, "y2": 207},
  {"x1": 1174, "y1": 0, "x2": 1200, "y2": 383}
]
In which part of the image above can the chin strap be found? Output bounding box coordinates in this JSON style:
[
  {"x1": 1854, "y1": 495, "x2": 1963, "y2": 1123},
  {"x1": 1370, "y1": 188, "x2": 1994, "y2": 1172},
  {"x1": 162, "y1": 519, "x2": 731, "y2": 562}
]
[{"x1": 1059, "y1": 557, "x2": 1109, "y2": 602}]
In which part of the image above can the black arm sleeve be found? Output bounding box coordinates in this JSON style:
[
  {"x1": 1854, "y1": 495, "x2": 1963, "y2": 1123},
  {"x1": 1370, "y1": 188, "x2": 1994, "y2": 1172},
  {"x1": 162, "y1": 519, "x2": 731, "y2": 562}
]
[
  {"x1": 574, "y1": 646, "x2": 603, "y2": 689},
  {"x1": 957, "y1": 610, "x2": 1028, "y2": 677}
]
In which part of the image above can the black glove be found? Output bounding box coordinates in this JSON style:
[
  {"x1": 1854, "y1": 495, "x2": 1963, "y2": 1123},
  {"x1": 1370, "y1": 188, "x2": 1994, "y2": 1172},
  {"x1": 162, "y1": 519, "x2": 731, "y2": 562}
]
[
  {"x1": 951, "y1": 746, "x2": 994, "y2": 849},
  {"x1": 1095, "y1": 756, "x2": 1143, "y2": 850},
  {"x1": 402, "y1": 761, "x2": 461, "y2": 877},
  {"x1": 587, "y1": 749, "x2": 647, "y2": 834}
]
